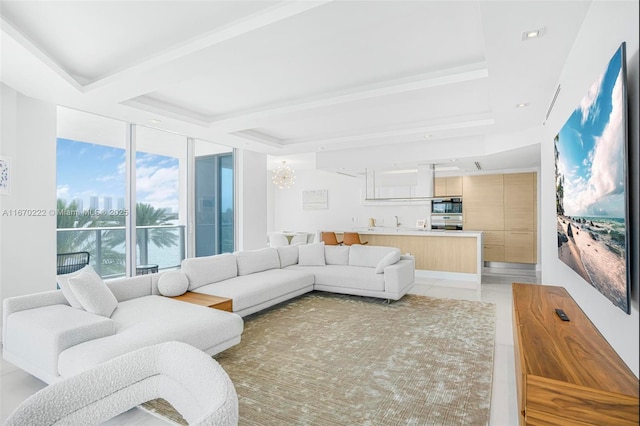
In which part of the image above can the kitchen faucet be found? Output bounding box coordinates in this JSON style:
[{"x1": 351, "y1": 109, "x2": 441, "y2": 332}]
[{"x1": 394, "y1": 215, "x2": 401, "y2": 227}]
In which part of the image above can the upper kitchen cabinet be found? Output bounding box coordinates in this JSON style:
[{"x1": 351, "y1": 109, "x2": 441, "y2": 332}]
[
  {"x1": 504, "y1": 172, "x2": 536, "y2": 231},
  {"x1": 434, "y1": 176, "x2": 463, "y2": 197},
  {"x1": 462, "y1": 174, "x2": 504, "y2": 231}
]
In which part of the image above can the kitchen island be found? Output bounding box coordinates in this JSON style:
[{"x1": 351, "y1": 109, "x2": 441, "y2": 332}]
[{"x1": 349, "y1": 228, "x2": 483, "y2": 285}]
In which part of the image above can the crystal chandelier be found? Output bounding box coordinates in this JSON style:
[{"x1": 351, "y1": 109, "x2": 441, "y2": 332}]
[{"x1": 272, "y1": 161, "x2": 295, "y2": 189}]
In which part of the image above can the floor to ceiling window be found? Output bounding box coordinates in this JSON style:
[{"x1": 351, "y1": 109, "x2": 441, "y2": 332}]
[
  {"x1": 135, "y1": 126, "x2": 187, "y2": 272},
  {"x1": 56, "y1": 108, "x2": 128, "y2": 277},
  {"x1": 56, "y1": 107, "x2": 235, "y2": 278}
]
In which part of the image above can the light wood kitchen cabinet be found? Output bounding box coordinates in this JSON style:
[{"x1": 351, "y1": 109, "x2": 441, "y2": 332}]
[
  {"x1": 504, "y1": 173, "x2": 536, "y2": 231},
  {"x1": 434, "y1": 176, "x2": 463, "y2": 197},
  {"x1": 463, "y1": 174, "x2": 504, "y2": 231},
  {"x1": 463, "y1": 172, "x2": 537, "y2": 264},
  {"x1": 482, "y1": 231, "x2": 505, "y2": 262},
  {"x1": 504, "y1": 231, "x2": 535, "y2": 263},
  {"x1": 362, "y1": 234, "x2": 477, "y2": 273}
]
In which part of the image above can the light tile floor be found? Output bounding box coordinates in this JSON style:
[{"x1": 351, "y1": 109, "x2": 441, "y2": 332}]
[{"x1": 1, "y1": 267, "x2": 539, "y2": 425}]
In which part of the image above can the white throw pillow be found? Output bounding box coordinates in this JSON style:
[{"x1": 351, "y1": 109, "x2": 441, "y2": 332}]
[
  {"x1": 277, "y1": 244, "x2": 299, "y2": 268},
  {"x1": 375, "y1": 249, "x2": 401, "y2": 274},
  {"x1": 68, "y1": 266, "x2": 119, "y2": 317},
  {"x1": 298, "y1": 242, "x2": 326, "y2": 266},
  {"x1": 157, "y1": 271, "x2": 189, "y2": 297},
  {"x1": 56, "y1": 265, "x2": 93, "y2": 308}
]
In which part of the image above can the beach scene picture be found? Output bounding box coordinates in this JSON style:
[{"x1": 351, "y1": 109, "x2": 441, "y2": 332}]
[{"x1": 554, "y1": 44, "x2": 629, "y2": 313}]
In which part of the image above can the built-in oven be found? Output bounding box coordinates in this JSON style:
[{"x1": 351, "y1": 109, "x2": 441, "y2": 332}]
[
  {"x1": 431, "y1": 198, "x2": 463, "y2": 230},
  {"x1": 431, "y1": 198, "x2": 462, "y2": 214},
  {"x1": 431, "y1": 215, "x2": 463, "y2": 230}
]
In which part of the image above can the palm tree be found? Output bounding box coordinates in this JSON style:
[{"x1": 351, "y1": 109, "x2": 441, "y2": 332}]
[
  {"x1": 102, "y1": 203, "x2": 178, "y2": 266},
  {"x1": 56, "y1": 199, "x2": 96, "y2": 254},
  {"x1": 136, "y1": 203, "x2": 178, "y2": 265}
]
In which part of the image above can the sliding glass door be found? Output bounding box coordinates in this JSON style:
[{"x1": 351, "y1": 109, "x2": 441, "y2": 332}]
[{"x1": 194, "y1": 140, "x2": 234, "y2": 256}]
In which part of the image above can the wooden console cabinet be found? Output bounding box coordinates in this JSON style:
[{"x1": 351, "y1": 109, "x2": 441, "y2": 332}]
[{"x1": 512, "y1": 283, "x2": 639, "y2": 425}]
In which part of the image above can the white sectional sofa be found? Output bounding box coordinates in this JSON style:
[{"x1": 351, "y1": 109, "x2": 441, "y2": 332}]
[
  {"x1": 3, "y1": 243, "x2": 414, "y2": 383},
  {"x1": 2, "y1": 274, "x2": 244, "y2": 384},
  {"x1": 182, "y1": 243, "x2": 415, "y2": 316}
]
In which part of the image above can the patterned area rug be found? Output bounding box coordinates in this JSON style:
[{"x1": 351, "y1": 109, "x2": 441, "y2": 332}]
[{"x1": 141, "y1": 292, "x2": 496, "y2": 425}]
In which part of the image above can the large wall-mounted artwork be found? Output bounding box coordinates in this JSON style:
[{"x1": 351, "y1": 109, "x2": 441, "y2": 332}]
[{"x1": 554, "y1": 43, "x2": 630, "y2": 314}]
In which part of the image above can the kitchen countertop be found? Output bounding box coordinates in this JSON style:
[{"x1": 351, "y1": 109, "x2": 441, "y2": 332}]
[{"x1": 350, "y1": 228, "x2": 482, "y2": 237}]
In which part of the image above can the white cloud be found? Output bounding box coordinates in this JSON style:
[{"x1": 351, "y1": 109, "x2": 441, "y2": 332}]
[
  {"x1": 57, "y1": 184, "x2": 70, "y2": 200},
  {"x1": 567, "y1": 70, "x2": 625, "y2": 217},
  {"x1": 580, "y1": 72, "x2": 605, "y2": 125},
  {"x1": 136, "y1": 164, "x2": 179, "y2": 210}
]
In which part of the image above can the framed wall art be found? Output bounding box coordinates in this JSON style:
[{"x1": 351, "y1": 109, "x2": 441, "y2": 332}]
[{"x1": 0, "y1": 156, "x2": 11, "y2": 195}]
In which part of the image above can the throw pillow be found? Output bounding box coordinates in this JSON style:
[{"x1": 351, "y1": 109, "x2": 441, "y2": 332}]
[
  {"x1": 56, "y1": 265, "x2": 93, "y2": 308},
  {"x1": 375, "y1": 249, "x2": 401, "y2": 274},
  {"x1": 68, "y1": 266, "x2": 119, "y2": 317},
  {"x1": 298, "y1": 242, "x2": 326, "y2": 266},
  {"x1": 157, "y1": 271, "x2": 189, "y2": 297}
]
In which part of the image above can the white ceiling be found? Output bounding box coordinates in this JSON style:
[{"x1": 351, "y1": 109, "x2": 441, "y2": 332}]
[{"x1": 1, "y1": 1, "x2": 592, "y2": 174}]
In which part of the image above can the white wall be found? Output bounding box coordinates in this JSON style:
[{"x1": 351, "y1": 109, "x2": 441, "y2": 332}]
[
  {"x1": 541, "y1": 2, "x2": 639, "y2": 375},
  {"x1": 237, "y1": 149, "x2": 268, "y2": 250},
  {"x1": 0, "y1": 84, "x2": 57, "y2": 319}
]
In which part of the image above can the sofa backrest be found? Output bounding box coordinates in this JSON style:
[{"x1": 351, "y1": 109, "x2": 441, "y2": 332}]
[
  {"x1": 277, "y1": 245, "x2": 299, "y2": 268},
  {"x1": 181, "y1": 253, "x2": 238, "y2": 291},
  {"x1": 324, "y1": 246, "x2": 350, "y2": 265},
  {"x1": 235, "y1": 248, "x2": 280, "y2": 276},
  {"x1": 106, "y1": 275, "x2": 153, "y2": 302},
  {"x1": 348, "y1": 245, "x2": 399, "y2": 268}
]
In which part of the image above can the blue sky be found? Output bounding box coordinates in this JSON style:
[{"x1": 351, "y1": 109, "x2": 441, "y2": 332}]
[
  {"x1": 555, "y1": 45, "x2": 626, "y2": 219},
  {"x1": 56, "y1": 139, "x2": 179, "y2": 211}
]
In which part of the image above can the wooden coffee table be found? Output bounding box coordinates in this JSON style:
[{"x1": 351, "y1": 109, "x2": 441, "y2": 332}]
[{"x1": 170, "y1": 292, "x2": 233, "y2": 312}]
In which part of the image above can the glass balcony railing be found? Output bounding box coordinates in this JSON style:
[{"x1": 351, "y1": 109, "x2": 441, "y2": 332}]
[{"x1": 57, "y1": 225, "x2": 185, "y2": 279}]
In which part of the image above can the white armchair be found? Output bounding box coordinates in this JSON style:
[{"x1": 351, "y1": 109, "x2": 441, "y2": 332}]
[{"x1": 3, "y1": 341, "x2": 238, "y2": 426}]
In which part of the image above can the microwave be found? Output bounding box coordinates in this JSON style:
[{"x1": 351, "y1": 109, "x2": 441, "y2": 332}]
[{"x1": 431, "y1": 198, "x2": 462, "y2": 214}]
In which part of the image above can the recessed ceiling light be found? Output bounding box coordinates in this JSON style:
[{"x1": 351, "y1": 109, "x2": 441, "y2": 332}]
[
  {"x1": 424, "y1": 134, "x2": 432, "y2": 139},
  {"x1": 522, "y1": 27, "x2": 545, "y2": 41},
  {"x1": 516, "y1": 103, "x2": 528, "y2": 108},
  {"x1": 449, "y1": 159, "x2": 457, "y2": 162},
  {"x1": 150, "y1": 119, "x2": 162, "y2": 124}
]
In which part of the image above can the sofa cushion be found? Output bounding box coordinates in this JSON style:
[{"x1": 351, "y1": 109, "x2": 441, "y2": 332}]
[
  {"x1": 235, "y1": 248, "x2": 280, "y2": 276},
  {"x1": 375, "y1": 249, "x2": 401, "y2": 274},
  {"x1": 4, "y1": 305, "x2": 115, "y2": 381},
  {"x1": 324, "y1": 246, "x2": 350, "y2": 265},
  {"x1": 277, "y1": 245, "x2": 299, "y2": 268},
  {"x1": 348, "y1": 245, "x2": 398, "y2": 268},
  {"x1": 157, "y1": 271, "x2": 189, "y2": 297},
  {"x1": 68, "y1": 267, "x2": 119, "y2": 318},
  {"x1": 193, "y1": 269, "x2": 314, "y2": 312},
  {"x1": 286, "y1": 265, "x2": 385, "y2": 292},
  {"x1": 181, "y1": 253, "x2": 237, "y2": 291},
  {"x1": 57, "y1": 295, "x2": 243, "y2": 378},
  {"x1": 106, "y1": 275, "x2": 152, "y2": 302},
  {"x1": 298, "y1": 242, "x2": 326, "y2": 266},
  {"x1": 56, "y1": 266, "x2": 93, "y2": 309}
]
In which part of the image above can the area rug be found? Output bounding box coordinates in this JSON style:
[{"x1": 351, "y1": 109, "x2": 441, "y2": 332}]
[{"x1": 142, "y1": 292, "x2": 496, "y2": 425}]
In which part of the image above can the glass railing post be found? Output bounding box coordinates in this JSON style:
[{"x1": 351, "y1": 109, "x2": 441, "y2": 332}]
[{"x1": 95, "y1": 229, "x2": 103, "y2": 276}]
